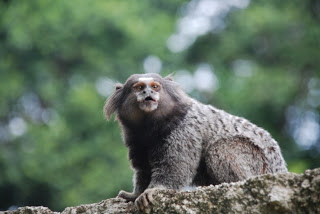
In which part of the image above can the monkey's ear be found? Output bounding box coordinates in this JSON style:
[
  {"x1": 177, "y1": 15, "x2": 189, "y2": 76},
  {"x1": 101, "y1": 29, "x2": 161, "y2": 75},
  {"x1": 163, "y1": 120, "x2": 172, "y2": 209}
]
[
  {"x1": 164, "y1": 74, "x2": 174, "y2": 81},
  {"x1": 104, "y1": 83, "x2": 124, "y2": 120},
  {"x1": 115, "y1": 83, "x2": 123, "y2": 90}
]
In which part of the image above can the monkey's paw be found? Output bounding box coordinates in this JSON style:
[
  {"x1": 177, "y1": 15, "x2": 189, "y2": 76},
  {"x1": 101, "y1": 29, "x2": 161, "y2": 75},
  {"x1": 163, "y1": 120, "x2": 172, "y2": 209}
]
[
  {"x1": 135, "y1": 188, "x2": 159, "y2": 213},
  {"x1": 117, "y1": 190, "x2": 137, "y2": 202}
]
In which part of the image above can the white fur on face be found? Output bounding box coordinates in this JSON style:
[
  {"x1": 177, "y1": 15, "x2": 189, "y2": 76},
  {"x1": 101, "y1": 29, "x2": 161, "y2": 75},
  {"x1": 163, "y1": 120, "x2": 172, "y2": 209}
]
[{"x1": 138, "y1": 77, "x2": 154, "y2": 83}]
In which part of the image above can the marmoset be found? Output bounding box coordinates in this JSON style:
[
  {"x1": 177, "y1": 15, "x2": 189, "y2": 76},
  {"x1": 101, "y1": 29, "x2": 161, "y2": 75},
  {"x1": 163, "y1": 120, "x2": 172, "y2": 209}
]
[{"x1": 104, "y1": 73, "x2": 287, "y2": 213}]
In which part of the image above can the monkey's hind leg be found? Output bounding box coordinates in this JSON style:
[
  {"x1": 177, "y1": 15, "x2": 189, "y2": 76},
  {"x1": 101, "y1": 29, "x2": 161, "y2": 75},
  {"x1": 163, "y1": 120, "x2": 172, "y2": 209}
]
[{"x1": 205, "y1": 136, "x2": 266, "y2": 184}]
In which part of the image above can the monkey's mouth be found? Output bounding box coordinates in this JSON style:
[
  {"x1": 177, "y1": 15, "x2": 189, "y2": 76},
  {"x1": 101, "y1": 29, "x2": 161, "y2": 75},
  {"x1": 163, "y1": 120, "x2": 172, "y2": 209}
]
[
  {"x1": 139, "y1": 96, "x2": 159, "y2": 112},
  {"x1": 144, "y1": 96, "x2": 157, "y2": 102}
]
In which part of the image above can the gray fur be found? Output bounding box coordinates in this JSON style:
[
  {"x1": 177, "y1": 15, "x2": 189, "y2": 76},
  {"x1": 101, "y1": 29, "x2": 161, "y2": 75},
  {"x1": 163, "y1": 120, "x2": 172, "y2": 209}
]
[{"x1": 104, "y1": 73, "x2": 287, "y2": 212}]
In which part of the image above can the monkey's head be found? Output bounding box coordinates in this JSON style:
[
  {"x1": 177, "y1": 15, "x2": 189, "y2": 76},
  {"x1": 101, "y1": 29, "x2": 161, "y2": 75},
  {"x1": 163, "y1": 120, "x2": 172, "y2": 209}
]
[{"x1": 104, "y1": 73, "x2": 189, "y2": 124}]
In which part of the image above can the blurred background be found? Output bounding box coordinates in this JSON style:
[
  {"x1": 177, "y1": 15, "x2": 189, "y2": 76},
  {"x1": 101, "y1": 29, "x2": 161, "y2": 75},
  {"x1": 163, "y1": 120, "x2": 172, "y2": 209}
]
[{"x1": 0, "y1": 0, "x2": 319, "y2": 211}]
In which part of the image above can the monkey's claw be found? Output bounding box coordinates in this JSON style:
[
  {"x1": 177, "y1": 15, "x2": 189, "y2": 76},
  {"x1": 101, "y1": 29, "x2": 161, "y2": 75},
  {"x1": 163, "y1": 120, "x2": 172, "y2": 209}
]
[
  {"x1": 117, "y1": 190, "x2": 137, "y2": 202},
  {"x1": 135, "y1": 188, "x2": 157, "y2": 213}
]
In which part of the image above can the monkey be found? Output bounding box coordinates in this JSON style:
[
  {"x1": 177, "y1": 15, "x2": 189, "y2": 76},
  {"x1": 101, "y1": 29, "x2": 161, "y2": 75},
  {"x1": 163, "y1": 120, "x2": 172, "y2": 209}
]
[{"x1": 104, "y1": 73, "x2": 287, "y2": 213}]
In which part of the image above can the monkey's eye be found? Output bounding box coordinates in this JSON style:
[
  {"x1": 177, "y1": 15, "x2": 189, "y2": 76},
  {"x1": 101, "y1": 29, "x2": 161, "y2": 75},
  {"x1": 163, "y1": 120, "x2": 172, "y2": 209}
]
[
  {"x1": 133, "y1": 84, "x2": 145, "y2": 92},
  {"x1": 151, "y1": 83, "x2": 160, "y2": 91}
]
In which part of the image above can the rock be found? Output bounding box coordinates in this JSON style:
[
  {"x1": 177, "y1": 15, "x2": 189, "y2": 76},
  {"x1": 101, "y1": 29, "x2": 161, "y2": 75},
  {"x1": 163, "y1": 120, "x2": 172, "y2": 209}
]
[{"x1": 4, "y1": 168, "x2": 320, "y2": 214}]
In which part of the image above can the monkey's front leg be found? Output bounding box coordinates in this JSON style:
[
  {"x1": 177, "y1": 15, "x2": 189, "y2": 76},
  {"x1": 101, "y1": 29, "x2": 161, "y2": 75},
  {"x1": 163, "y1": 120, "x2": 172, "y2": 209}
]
[
  {"x1": 117, "y1": 170, "x2": 150, "y2": 202},
  {"x1": 135, "y1": 158, "x2": 196, "y2": 213},
  {"x1": 135, "y1": 171, "x2": 190, "y2": 213}
]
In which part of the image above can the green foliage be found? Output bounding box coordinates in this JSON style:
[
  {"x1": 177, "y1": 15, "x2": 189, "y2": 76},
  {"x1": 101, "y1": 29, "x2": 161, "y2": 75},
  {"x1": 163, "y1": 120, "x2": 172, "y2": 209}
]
[{"x1": 0, "y1": 0, "x2": 319, "y2": 211}]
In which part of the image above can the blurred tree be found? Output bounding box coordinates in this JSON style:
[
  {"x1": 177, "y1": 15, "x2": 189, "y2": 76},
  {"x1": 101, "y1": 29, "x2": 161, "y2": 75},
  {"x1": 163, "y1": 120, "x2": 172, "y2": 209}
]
[
  {"x1": 0, "y1": 0, "x2": 319, "y2": 211},
  {"x1": 0, "y1": 0, "x2": 187, "y2": 210}
]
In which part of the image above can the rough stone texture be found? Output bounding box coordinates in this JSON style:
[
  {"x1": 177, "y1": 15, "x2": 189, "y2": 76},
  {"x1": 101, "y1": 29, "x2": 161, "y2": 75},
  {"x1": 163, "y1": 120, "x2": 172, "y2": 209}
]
[
  {"x1": 2, "y1": 199, "x2": 137, "y2": 214},
  {"x1": 3, "y1": 168, "x2": 320, "y2": 214}
]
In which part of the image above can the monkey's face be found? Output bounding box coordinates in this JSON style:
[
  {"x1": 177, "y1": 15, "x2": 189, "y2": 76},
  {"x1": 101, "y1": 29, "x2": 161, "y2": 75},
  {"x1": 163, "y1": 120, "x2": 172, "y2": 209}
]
[
  {"x1": 132, "y1": 77, "x2": 161, "y2": 112},
  {"x1": 105, "y1": 73, "x2": 189, "y2": 123}
]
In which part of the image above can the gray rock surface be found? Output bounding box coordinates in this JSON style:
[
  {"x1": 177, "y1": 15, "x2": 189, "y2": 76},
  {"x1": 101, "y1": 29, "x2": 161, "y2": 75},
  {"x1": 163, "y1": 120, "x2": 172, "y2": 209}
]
[{"x1": 3, "y1": 168, "x2": 320, "y2": 214}]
